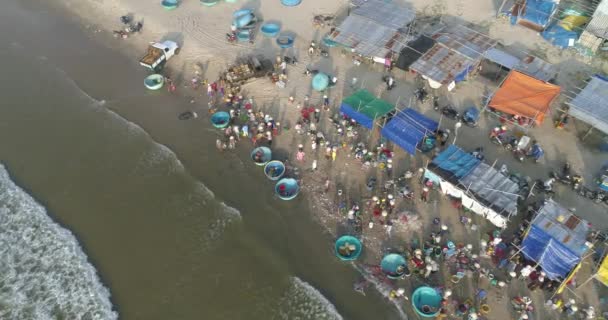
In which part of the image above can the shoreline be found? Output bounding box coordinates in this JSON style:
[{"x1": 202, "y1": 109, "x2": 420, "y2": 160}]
[
  {"x1": 48, "y1": 0, "x2": 607, "y2": 319},
  {"x1": 52, "y1": 0, "x2": 414, "y2": 314}
]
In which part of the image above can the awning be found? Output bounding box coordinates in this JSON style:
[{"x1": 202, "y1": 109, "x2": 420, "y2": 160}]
[
  {"x1": 340, "y1": 90, "x2": 395, "y2": 129},
  {"x1": 488, "y1": 70, "x2": 561, "y2": 124},
  {"x1": 484, "y1": 47, "x2": 520, "y2": 69},
  {"x1": 380, "y1": 108, "x2": 438, "y2": 155},
  {"x1": 568, "y1": 75, "x2": 608, "y2": 135}
]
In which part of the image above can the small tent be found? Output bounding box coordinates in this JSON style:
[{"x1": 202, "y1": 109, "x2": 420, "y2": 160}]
[
  {"x1": 380, "y1": 108, "x2": 438, "y2": 155},
  {"x1": 521, "y1": 200, "x2": 591, "y2": 280},
  {"x1": 487, "y1": 70, "x2": 561, "y2": 125},
  {"x1": 340, "y1": 90, "x2": 395, "y2": 129}
]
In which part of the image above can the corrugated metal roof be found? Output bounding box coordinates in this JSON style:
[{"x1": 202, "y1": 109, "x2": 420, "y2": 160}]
[
  {"x1": 351, "y1": 0, "x2": 415, "y2": 29},
  {"x1": 531, "y1": 200, "x2": 591, "y2": 257},
  {"x1": 329, "y1": 0, "x2": 415, "y2": 57},
  {"x1": 434, "y1": 25, "x2": 497, "y2": 60},
  {"x1": 409, "y1": 45, "x2": 473, "y2": 84},
  {"x1": 484, "y1": 47, "x2": 521, "y2": 69},
  {"x1": 568, "y1": 75, "x2": 608, "y2": 134},
  {"x1": 513, "y1": 55, "x2": 557, "y2": 82},
  {"x1": 459, "y1": 162, "x2": 520, "y2": 216},
  {"x1": 409, "y1": 25, "x2": 495, "y2": 84},
  {"x1": 586, "y1": 0, "x2": 608, "y2": 38}
]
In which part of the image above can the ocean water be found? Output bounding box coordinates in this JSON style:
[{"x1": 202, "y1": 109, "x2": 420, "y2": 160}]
[
  {"x1": 0, "y1": 0, "x2": 401, "y2": 319},
  {"x1": 0, "y1": 165, "x2": 116, "y2": 320}
]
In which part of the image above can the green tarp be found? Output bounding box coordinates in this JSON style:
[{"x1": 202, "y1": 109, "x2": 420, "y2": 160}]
[{"x1": 340, "y1": 90, "x2": 395, "y2": 129}]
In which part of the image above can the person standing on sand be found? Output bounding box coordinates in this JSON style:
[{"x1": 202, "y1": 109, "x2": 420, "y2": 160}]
[
  {"x1": 266, "y1": 130, "x2": 273, "y2": 146},
  {"x1": 296, "y1": 144, "x2": 305, "y2": 162},
  {"x1": 421, "y1": 186, "x2": 429, "y2": 202},
  {"x1": 207, "y1": 84, "x2": 213, "y2": 98},
  {"x1": 314, "y1": 108, "x2": 321, "y2": 123}
]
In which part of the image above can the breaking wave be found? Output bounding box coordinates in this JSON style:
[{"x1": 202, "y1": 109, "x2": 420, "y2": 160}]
[
  {"x1": 275, "y1": 277, "x2": 344, "y2": 320},
  {"x1": 0, "y1": 164, "x2": 118, "y2": 320}
]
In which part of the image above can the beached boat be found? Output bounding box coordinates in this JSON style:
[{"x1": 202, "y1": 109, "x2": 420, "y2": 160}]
[
  {"x1": 237, "y1": 29, "x2": 251, "y2": 42},
  {"x1": 251, "y1": 146, "x2": 272, "y2": 166},
  {"x1": 312, "y1": 73, "x2": 329, "y2": 91},
  {"x1": 380, "y1": 253, "x2": 408, "y2": 279},
  {"x1": 322, "y1": 35, "x2": 338, "y2": 47},
  {"x1": 161, "y1": 0, "x2": 179, "y2": 10},
  {"x1": 210, "y1": 111, "x2": 230, "y2": 128},
  {"x1": 281, "y1": 0, "x2": 302, "y2": 6},
  {"x1": 263, "y1": 160, "x2": 285, "y2": 180},
  {"x1": 260, "y1": 23, "x2": 280, "y2": 37},
  {"x1": 411, "y1": 286, "x2": 442, "y2": 318},
  {"x1": 274, "y1": 178, "x2": 299, "y2": 200},
  {"x1": 200, "y1": 0, "x2": 219, "y2": 6},
  {"x1": 335, "y1": 235, "x2": 362, "y2": 261},
  {"x1": 276, "y1": 34, "x2": 294, "y2": 48},
  {"x1": 233, "y1": 10, "x2": 254, "y2": 28},
  {"x1": 144, "y1": 74, "x2": 164, "y2": 90}
]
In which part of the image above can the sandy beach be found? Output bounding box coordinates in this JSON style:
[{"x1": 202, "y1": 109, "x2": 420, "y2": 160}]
[{"x1": 38, "y1": 0, "x2": 608, "y2": 318}]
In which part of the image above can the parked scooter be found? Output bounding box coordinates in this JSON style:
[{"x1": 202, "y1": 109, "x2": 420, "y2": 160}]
[
  {"x1": 534, "y1": 178, "x2": 555, "y2": 196},
  {"x1": 551, "y1": 162, "x2": 583, "y2": 190},
  {"x1": 226, "y1": 32, "x2": 237, "y2": 42},
  {"x1": 439, "y1": 105, "x2": 459, "y2": 120},
  {"x1": 461, "y1": 106, "x2": 480, "y2": 127},
  {"x1": 382, "y1": 75, "x2": 396, "y2": 90},
  {"x1": 414, "y1": 87, "x2": 429, "y2": 103},
  {"x1": 526, "y1": 142, "x2": 544, "y2": 163}
]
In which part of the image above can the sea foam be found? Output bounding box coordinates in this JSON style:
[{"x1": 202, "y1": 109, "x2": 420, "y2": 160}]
[
  {"x1": 275, "y1": 276, "x2": 344, "y2": 320},
  {"x1": 0, "y1": 164, "x2": 118, "y2": 320}
]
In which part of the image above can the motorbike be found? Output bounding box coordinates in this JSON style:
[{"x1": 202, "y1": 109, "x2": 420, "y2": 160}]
[
  {"x1": 303, "y1": 68, "x2": 319, "y2": 76},
  {"x1": 526, "y1": 142, "x2": 544, "y2": 163},
  {"x1": 312, "y1": 14, "x2": 334, "y2": 28},
  {"x1": 534, "y1": 178, "x2": 555, "y2": 196},
  {"x1": 382, "y1": 75, "x2": 396, "y2": 90},
  {"x1": 414, "y1": 88, "x2": 429, "y2": 103},
  {"x1": 512, "y1": 135, "x2": 531, "y2": 162},
  {"x1": 226, "y1": 32, "x2": 237, "y2": 42},
  {"x1": 490, "y1": 131, "x2": 517, "y2": 151},
  {"x1": 461, "y1": 106, "x2": 479, "y2": 127},
  {"x1": 551, "y1": 162, "x2": 583, "y2": 190},
  {"x1": 283, "y1": 56, "x2": 298, "y2": 65},
  {"x1": 439, "y1": 105, "x2": 459, "y2": 120}
]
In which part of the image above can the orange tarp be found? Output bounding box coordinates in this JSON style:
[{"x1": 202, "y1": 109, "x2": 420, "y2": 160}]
[{"x1": 488, "y1": 71, "x2": 561, "y2": 124}]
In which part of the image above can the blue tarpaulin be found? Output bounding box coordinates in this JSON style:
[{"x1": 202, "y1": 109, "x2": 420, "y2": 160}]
[
  {"x1": 431, "y1": 145, "x2": 481, "y2": 179},
  {"x1": 522, "y1": 224, "x2": 581, "y2": 280},
  {"x1": 522, "y1": 0, "x2": 558, "y2": 27},
  {"x1": 340, "y1": 103, "x2": 373, "y2": 128},
  {"x1": 380, "y1": 109, "x2": 438, "y2": 155},
  {"x1": 454, "y1": 64, "x2": 474, "y2": 83},
  {"x1": 542, "y1": 24, "x2": 579, "y2": 48}
]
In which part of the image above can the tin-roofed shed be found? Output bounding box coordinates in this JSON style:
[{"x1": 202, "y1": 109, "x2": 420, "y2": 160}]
[
  {"x1": 410, "y1": 25, "x2": 496, "y2": 86},
  {"x1": 328, "y1": 0, "x2": 415, "y2": 59}
]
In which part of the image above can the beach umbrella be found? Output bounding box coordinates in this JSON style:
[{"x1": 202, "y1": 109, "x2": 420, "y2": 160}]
[{"x1": 312, "y1": 73, "x2": 329, "y2": 91}]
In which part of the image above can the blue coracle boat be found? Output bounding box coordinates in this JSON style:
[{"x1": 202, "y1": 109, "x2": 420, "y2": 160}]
[
  {"x1": 210, "y1": 111, "x2": 230, "y2": 128},
  {"x1": 264, "y1": 160, "x2": 285, "y2": 180},
  {"x1": 275, "y1": 178, "x2": 299, "y2": 200},
  {"x1": 335, "y1": 235, "x2": 362, "y2": 261},
  {"x1": 380, "y1": 253, "x2": 408, "y2": 279},
  {"x1": 251, "y1": 146, "x2": 272, "y2": 166}
]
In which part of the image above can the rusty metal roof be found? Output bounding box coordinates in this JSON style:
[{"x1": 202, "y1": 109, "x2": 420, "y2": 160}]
[
  {"x1": 329, "y1": 0, "x2": 415, "y2": 57},
  {"x1": 409, "y1": 25, "x2": 496, "y2": 84}
]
